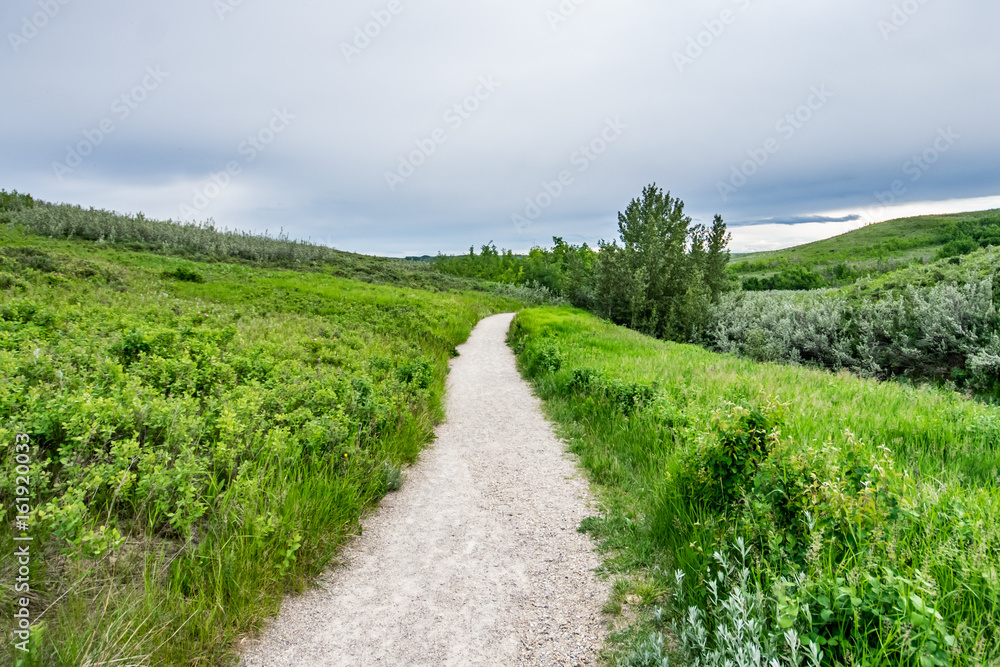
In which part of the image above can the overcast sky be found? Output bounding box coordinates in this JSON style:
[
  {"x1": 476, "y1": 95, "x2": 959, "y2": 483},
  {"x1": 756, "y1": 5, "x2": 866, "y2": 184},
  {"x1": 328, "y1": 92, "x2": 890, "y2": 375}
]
[{"x1": 2, "y1": 0, "x2": 998, "y2": 255}]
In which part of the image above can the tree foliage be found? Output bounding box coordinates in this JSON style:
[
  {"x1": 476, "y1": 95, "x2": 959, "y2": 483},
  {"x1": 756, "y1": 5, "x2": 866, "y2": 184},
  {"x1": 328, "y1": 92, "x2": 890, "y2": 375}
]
[
  {"x1": 596, "y1": 185, "x2": 730, "y2": 340},
  {"x1": 434, "y1": 184, "x2": 732, "y2": 342}
]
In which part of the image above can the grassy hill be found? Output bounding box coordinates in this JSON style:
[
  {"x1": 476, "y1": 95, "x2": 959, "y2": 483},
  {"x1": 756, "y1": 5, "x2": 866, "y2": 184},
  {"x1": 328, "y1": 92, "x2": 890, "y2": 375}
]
[
  {"x1": 511, "y1": 307, "x2": 1000, "y2": 665},
  {"x1": 730, "y1": 209, "x2": 1000, "y2": 289},
  {"x1": 0, "y1": 192, "x2": 527, "y2": 666},
  {"x1": 0, "y1": 190, "x2": 492, "y2": 294}
]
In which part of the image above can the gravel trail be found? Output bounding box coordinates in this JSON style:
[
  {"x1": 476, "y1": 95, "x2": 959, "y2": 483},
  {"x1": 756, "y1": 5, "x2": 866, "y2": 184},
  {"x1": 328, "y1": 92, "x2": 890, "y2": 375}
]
[{"x1": 240, "y1": 312, "x2": 608, "y2": 667}]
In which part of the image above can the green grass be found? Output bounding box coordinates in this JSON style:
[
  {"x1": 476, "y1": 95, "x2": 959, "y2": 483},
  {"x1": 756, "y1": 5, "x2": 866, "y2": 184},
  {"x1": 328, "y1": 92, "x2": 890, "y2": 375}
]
[
  {"x1": 0, "y1": 193, "x2": 493, "y2": 294},
  {"x1": 510, "y1": 307, "x2": 1000, "y2": 666},
  {"x1": 730, "y1": 209, "x2": 1000, "y2": 287},
  {"x1": 0, "y1": 222, "x2": 521, "y2": 666}
]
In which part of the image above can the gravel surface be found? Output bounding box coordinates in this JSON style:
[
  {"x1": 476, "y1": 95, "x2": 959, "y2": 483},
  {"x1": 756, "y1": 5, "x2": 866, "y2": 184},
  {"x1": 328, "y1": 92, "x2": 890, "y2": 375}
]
[{"x1": 240, "y1": 312, "x2": 608, "y2": 667}]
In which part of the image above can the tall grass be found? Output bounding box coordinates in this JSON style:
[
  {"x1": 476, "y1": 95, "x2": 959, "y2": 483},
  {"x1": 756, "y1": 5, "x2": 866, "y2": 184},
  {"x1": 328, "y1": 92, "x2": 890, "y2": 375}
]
[
  {"x1": 510, "y1": 307, "x2": 1000, "y2": 666},
  {"x1": 0, "y1": 225, "x2": 521, "y2": 666}
]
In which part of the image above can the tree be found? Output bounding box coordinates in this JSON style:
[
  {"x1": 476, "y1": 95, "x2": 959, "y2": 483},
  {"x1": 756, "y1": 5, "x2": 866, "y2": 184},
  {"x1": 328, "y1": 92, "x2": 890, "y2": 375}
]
[{"x1": 595, "y1": 184, "x2": 730, "y2": 341}]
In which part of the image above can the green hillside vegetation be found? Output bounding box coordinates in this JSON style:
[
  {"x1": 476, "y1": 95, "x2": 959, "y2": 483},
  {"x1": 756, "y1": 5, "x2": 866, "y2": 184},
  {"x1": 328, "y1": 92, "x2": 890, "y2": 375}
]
[
  {"x1": 708, "y1": 245, "x2": 1000, "y2": 398},
  {"x1": 731, "y1": 209, "x2": 1000, "y2": 290},
  {"x1": 854, "y1": 244, "x2": 1000, "y2": 298},
  {"x1": 434, "y1": 184, "x2": 732, "y2": 342},
  {"x1": 0, "y1": 192, "x2": 524, "y2": 665},
  {"x1": 0, "y1": 190, "x2": 492, "y2": 293},
  {"x1": 510, "y1": 307, "x2": 1000, "y2": 666}
]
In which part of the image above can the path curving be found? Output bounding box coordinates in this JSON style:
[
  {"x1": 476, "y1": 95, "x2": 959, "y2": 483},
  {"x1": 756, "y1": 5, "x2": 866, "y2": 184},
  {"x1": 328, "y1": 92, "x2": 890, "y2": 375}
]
[{"x1": 240, "y1": 313, "x2": 608, "y2": 667}]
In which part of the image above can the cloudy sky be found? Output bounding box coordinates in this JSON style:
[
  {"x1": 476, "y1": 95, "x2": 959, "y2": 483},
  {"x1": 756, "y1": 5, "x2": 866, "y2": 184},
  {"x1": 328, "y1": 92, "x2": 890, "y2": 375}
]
[{"x1": 2, "y1": 0, "x2": 998, "y2": 255}]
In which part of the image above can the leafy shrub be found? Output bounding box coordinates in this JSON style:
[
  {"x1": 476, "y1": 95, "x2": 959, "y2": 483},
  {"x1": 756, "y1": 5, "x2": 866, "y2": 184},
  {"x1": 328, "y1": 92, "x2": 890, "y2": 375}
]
[
  {"x1": 383, "y1": 461, "x2": 405, "y2": 492},
  {"x1": 162, "y1": 267, "x2": 206, "y2": 283},
  {"x1": 565, "y1": 368, "x2": 658, "y2": 415},
  {"x1": 607, "y1": 380, "x2": 659, "y2": 415},
  {"x1": 673, "y1": 401, "x2": 785, "y2": 512},
  {"x1": 671, "y1": 542, "x2": 824, "y2": 667},
  {"x1": 568, "y1": 367, "x2": 605, "y2": 393},
  {"x1": 743, "y1": 265, "x2": 826, "y2": 291},
  {"x1": 1, "y1": 246, "x2": 58, "y2": 273},
  {"x1": 0, "y1": 271, "x2": 23, "y2": 290},
  {"x1": 491, "y1": 280, "x2": 568, "y2": 306},
  {"x1": 521, "y1": 338, "x2": 564, "y2": 375},
  {"x1": 0, "y1": 188, "x2": 34, "y2": 211},
  {"x1": 617, "y1": 632, "x2": 671, "y2": 667},
  {"x1": 710, "y1": 276, "x2": 1000, "y2": 395},
  {"x1": 397, "y1": 356, "x2": 433, "y2": 389}
]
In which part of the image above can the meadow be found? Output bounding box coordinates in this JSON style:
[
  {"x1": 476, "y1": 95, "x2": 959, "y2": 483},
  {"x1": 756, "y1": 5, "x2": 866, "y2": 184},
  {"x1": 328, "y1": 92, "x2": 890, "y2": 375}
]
[
  {"x1": 729, "y1": 209, "x2": 1000, "y2": 290},
  {"x1": 510, "y1": 307, "x2": 1000, "y2": 666},
  {"x1": 0, "y1": 212, "x2": 523, "y2": 666}
]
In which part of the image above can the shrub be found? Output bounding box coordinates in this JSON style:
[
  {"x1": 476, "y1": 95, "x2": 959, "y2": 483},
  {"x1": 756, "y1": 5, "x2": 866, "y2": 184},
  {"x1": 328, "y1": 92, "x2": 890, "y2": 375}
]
[
  {"x1": 397, "y1": 356, "x2": 433, "y2": 389},
  {"x1": 491, "y1": 280, "x2": 568, "y2": 307},
  {"x1": 671, "y1": 543, "x2": 824, "y2": 667},
  {"x1": 0, "y1": 271, "x2": 24, "y2": 290},
  {"x1": 673, "y1": 401, "x2": 785, "y2": 512},
  {"x1": 743, "y1": 265, "x2": 826, "y2": 291},
  {"x1": 521, "y1": 338, "x2": 564, "y2": 375},
  {"x1": 162, "y1": 267, "x2": 206, "y2": 283},
  {"x1": 0, "y1": 188, "x2": 34, "y2": 211},
  {"x1": 617, "y1": 632, "x2": 670, "y2": 667},
  {"x1": 709, "y1": 276, "x2": 1000, "y2": 395}
]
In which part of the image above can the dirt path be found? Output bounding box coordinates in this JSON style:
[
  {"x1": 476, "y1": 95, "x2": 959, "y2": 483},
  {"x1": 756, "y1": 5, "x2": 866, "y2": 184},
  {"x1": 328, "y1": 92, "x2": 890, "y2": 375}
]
[{"x1": 240, "y1": 313, "x2": 608, "y2": 667}]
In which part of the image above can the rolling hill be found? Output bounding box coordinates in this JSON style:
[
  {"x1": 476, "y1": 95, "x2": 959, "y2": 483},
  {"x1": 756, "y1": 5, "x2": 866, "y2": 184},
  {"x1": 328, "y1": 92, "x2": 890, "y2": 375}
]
[{"x1": 729, "y1": 208, "x2": 1000, "y2": 289}]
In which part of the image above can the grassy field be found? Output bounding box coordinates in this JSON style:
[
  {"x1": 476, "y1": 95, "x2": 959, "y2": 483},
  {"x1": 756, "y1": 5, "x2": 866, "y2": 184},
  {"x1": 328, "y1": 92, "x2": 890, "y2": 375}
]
[
  {"x1": 510, "y1": 307, "x2": 1000, "y2": 666},
  {"x1": 730, "y1": 209, "x2": 1000, "y2": 288},
  {"x1": 0, "y1": 191, "x2": 492, "y2": 294},
  {"x1": 0, "y1": 217, "x2": 522, "y2": 666}
]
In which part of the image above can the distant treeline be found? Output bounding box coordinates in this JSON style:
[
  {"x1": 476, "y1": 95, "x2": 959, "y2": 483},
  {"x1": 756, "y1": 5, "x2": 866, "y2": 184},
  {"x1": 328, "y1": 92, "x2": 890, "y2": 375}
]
[{"x1": 434, "y1": 184, "x2": 732, "y2": 342}]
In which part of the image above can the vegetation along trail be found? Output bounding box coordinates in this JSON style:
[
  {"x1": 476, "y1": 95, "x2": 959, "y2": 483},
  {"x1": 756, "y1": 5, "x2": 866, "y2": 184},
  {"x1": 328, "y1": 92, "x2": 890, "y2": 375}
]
[{"x1": 241, "y1": 313, "x2": 607, "y2": 667}]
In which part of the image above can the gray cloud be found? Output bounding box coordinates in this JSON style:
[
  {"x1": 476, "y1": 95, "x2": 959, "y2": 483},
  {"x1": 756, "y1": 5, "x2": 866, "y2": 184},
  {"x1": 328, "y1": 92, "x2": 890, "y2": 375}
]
[
  {"x1": 730, "y1": 214, "x2": 862, "y2": 228},
  {"x1": 2, "y1": 0, "x2": 998, "y2": 255}
]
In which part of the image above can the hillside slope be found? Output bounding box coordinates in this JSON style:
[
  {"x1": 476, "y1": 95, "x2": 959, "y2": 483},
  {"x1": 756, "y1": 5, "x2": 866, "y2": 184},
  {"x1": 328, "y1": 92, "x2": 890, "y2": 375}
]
[
  {"x1": 731, "y1": 209, "x2": 1000, "y2": 288},
  {"x1": 0, "y1": 190, "x2": 488, "y2": 293},
  {"x1": 511, "y1": 306, "x2": 1000, "y2": 665},
  {"x1": 0, "y1": 199, "x2": 523, "y2": 666}
]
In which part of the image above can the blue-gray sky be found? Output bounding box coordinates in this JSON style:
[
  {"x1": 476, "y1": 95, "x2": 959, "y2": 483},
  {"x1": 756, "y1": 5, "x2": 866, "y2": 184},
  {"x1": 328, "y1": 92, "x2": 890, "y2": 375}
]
[{"x1": 2, "y1": 0, "x2": 998, "y2": 255}]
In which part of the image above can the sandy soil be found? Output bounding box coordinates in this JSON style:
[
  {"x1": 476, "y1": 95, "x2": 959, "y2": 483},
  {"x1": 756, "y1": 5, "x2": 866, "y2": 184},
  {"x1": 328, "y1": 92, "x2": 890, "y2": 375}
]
[{"x1": 240, "y1": 312, "x2": 607, "y2": 666}]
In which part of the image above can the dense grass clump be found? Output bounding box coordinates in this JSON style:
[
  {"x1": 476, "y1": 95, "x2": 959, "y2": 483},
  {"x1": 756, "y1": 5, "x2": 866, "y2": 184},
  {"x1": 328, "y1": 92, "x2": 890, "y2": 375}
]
[
  {"x1": 510, "y1": 307, "x2": 1000, "y2": 666},
  {"x1": 0, "y1": 224, "x2": 520, "y2": 666}
]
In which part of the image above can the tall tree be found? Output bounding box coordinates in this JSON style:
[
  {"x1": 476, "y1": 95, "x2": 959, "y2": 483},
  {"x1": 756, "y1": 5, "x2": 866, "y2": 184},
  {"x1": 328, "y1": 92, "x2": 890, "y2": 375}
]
[{"x1": 595, "y1": 184, "x2": 730, "y2": 341}]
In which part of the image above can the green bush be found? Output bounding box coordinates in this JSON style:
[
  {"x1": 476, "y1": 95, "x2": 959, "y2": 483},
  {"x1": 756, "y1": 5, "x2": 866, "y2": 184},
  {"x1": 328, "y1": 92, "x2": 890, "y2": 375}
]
[
  {"x1": 521, "y1": 337, "x2": 564, "y2": 375},
  {"x1": 742, "y1": 264, "x2": 826, "y2": 291},
  {"x1": 673, "y1": 401, "x2": 785, "y2": 512},
  {"x1": 161, "y1": 267, "x2": 205, "y2": 283},
  {"x1": 0, "y1": 188, "x2": 34, "y2": 212},
  {"x1": 711, "y1": 272, "x2": 1000, "y2": 397}
]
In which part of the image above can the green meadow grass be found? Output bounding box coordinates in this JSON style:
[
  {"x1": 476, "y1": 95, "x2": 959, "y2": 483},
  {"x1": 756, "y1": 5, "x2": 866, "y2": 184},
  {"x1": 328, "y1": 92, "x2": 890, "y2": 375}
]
[
  {"x1": 730, "y1": 210, "x2": 1000, "y2": 285},
  {"x1": 0, "y1": 225, "x2": 520, "y2": 666},
  {"x1": 510, "y1": 307, "x2": 1000, "y2": 666}
]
